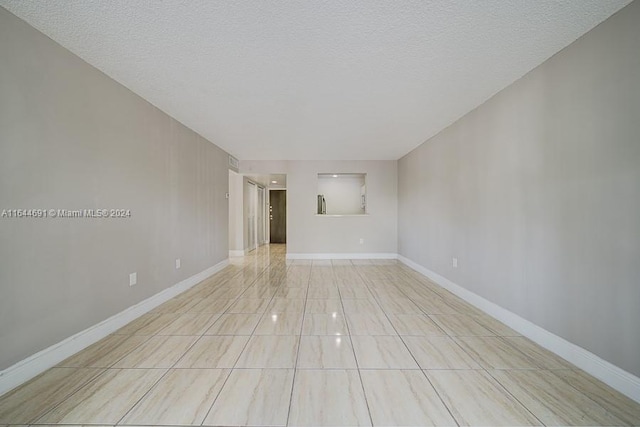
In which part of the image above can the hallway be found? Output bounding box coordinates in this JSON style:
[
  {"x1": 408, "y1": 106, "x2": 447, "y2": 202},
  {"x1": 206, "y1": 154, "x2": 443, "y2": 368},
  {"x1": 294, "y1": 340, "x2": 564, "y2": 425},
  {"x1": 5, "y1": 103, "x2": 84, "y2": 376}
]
[{"x1": 1, "y1": 244, "x2": 639, "y2": 426}]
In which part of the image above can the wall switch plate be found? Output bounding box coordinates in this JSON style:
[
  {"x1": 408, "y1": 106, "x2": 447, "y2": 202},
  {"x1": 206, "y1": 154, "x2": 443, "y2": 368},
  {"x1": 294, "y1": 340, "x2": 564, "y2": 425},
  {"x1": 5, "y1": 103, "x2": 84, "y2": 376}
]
[
  {"x1": 129, "y1": 272, "x2": 137, "y2": 286},
  {"x1": 452, "y1": 258, "x2": 458, "y2": 268},
  {"x1": 175, "y1": 258, "x2": 181, "y2": 269},
  {"x1": 359, "y1": 238, "x2": 364, "y2": 244}
]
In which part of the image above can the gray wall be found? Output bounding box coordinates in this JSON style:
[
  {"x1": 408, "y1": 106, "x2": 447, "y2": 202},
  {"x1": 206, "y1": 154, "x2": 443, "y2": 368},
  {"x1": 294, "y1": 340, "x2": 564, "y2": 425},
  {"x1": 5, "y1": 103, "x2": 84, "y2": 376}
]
[
  {"x1": 0, "y1": 8, "x2": 230, "y2": 370},
  {"x1": 242, "y1": 160, "x2": 397, "y2": 255},
  {"x1": 398, "y1": 1, "x2": 640, "y2": 376}
]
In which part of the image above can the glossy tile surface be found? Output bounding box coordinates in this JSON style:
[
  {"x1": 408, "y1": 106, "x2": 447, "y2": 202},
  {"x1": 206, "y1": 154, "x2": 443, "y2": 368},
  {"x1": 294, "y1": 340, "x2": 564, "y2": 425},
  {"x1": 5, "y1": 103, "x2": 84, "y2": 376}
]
[
  {"x1": 289, "y1": 369, "x2": 371, "y2": 426},
  {"x1": 37, "y1": 369, "x2": 165, "y2": 424},
  {"x1": 297, "y1": 336, "x2": 357, "y2": 369},
  {"x1": 204, "y1": 369, "x2": 294, "y2": 426},
  {"x1": 2, "y1": 244, "x2": 639, "y2": 426},
  {"x1": 426, "y1": 370, "x2": 542, "y2": 426},
  {"x1": 0, "y1": 368, "x2": 103, "y2": 423},
  {"x1": 351, "y1": 336, "x2": 419, "y2": 369},
  {"x1": 121, "y1": 368, "x2": 229, "y2": 425},
  {"x1": 175, "y1": 336, "x2": 249, "y2": 368},
  {"x1": 360, "y1": 370, "x2": 456, "y2": 426},
  {"x1": 235, "y1": 335, "x2": 299, "y2": 368}
]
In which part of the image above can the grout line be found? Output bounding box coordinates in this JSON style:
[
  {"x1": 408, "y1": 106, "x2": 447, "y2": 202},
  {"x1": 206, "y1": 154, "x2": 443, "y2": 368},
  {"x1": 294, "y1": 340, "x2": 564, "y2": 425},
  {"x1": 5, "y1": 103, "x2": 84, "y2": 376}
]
[
  {"x1": 115, "y1": 254, "x2": 270, "y2": 426},
  {"x1": 370, "y1": 265, "x2": 548, "y2": 427},
  {"x1": 340, "y1": 263, "x2": 376, "y2": 427},
  {"x1": 284, "y1": 256, "x2": 312, "y2": 427},
  {"x1": 353, "y1": 263, "x2": 461, "y2": 427},
  {"x1": 200, "y1": 244, "x2": 288, "y2": 425}
]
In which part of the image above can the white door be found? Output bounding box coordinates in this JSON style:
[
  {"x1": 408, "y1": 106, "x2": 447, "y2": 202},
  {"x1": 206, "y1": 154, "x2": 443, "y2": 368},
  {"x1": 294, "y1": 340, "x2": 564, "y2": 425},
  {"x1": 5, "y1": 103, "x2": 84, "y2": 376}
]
[
  {"x1": 257, "y1": 186, "x2": 265, "y2": 245},
  {"x1": 247, "y1": 182, "x2": 257, "y2": 251}
]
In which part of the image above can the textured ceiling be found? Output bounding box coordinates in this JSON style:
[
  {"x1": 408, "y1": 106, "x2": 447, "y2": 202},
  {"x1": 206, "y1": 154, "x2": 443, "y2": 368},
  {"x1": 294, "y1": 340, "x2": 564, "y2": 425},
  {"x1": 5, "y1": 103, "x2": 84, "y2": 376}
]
[{"x1": 0, "y1": 0, "x2": 631, "y2": 160}]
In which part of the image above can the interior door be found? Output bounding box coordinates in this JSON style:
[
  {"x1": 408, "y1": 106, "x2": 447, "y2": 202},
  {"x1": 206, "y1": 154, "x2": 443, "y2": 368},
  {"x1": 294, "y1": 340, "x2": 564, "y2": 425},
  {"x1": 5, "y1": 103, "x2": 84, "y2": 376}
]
[{"x1": 269, "y1": 190, "x2": 286, "y2": 244}]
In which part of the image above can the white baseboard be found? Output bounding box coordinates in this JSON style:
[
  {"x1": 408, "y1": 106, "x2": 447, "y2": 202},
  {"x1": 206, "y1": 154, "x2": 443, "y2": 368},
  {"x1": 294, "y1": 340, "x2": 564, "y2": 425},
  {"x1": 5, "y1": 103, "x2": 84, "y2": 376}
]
[
  {"x1": 286, "y1": 253, "x2": 398, "y2": 260},
  {"x1": 0, "y1": 258, "x2": 229, "y2": 398},
  {"x1": 398, "y1": 255, "x2": 640, "y2": 404},
  {"x1": 229, "y1": 249, "x2": 246, "y2": 257}
]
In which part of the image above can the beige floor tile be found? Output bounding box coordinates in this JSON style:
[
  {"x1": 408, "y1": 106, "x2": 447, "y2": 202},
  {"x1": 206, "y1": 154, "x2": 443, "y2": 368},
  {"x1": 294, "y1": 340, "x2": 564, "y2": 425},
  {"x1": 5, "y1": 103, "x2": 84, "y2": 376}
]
[
  {"x1": 555, "y1": 370, "x2": 640, "y2": 426},
  {"x1": 430, "y1": 314, "x2": 495, "y2": 336},
  {"x1": 412, "y1": 296, "x2": 460, "y2": 314},
  {"x1": 360, "y1": 370, "x2": 456, "y2": 426},
  {"x1": 342, "y1": 299, "x2": 384, "y2": 315},
  {"x1": 57, "y1": 334, "x2": 149, "y2": 368},
  {"x1": 114, "y1": 312, "x2": 161, "y2": 335},
  {"x1": 204, "y1": 313, "x2": 261, "y2": 335},
  {"x1": 120, "y1": 368, "x2": 229, "y2": 425},
  {"x1": 239, "y1": 286, "x2": 277, "y2": 299},
  {"x1": 175, "y1": 336, "x2": 249, "y2": 368},
  {"x1": 307, "y1": 286, "x2": 341, "y2": 299},
  {"x1": 369, "y1": 287, "x2": 407, "y2": 301},
  {"x1": 0, "y1": 368, "x2": 103, "y2": 424},
  {"x1": 207, "y1": 286, "x2": 245, "y2": 300},
  {"x1": 503, "y1": 336, "x2": 574, "y2": 369},
  {"x1": 305, "y1": 299, "x2": 344, "y2": 314},
  {"x1": 156, "y1": 312, "x2": 219, "y2": 335},
  {"x1": 268, "y1": 298, "x2": 305, "y2": 313},
  {"x1": 189, "y1": 297, "x2": 233, "y2": 314},
  {"x1": 404, "y1": 336, "x2": 481, "y2": 369},
  {"x1": 427, "y1": 370, "x2": 541, "y2": 426},
  {"x1": 227, "y1": 298, "x2": 271, "y2": 313},
  {"x1": 387, "y1": 314, "x2": 446, "y2": 336},
  {"x1": 36, "y1": 369, "x2": 165, "y2": 424},
  {"x1": 30, "y1": 425, "x2": 107, "y2": 427},
  {"x1": 254, "y1": 312, "x2": 303, "y2": 335},
  {"x1": 131, "y1": 313, "x2": 182, "y2": 335},
  {"x1": 338, "y1": 285, "x2": 372, "y2": 299},
  {"x1": 113, "y1": 335, "x2": 197, "y2": 368},
  {"x1": 302, "y1": 313, "x2": 349, "y2": 335},
  {"x1": 204, "y1": 369, "x2": 294, "y2": 426},
  {"x1": 352, "y1": 336, "x2": 419, "y2": 369},
  {"x1": 346, "y1": 313, "x2": 397, "y2": 335},
  {"x1": 454, "y1": 336, "x2": 539, "y2": 369},
  {"x1": 490, "y1": 370, "x2": 627, "y2": 426},
  {"x1": 376, "y1": 297, "x2": 423, "y2": 314},
  {"x1": 274, "y1": 287, "x2": 307, "y2": 299},
  {"x1": 235, "y1": 335, "x2": 299, "y2": 368},
  {"x1": 471, "y1": 314, "x2": 520, "y2": 336},
  {"x1": 153, "y1": 295, "x2": 202, "y2": 313},
  {"x1": 289, "y1": 369, "x2": 371, "y2": 426},
  {"x1": 297, "y1": 336, "x2": 357, "y2": 369},
  {"x1": 440, "y1": 295, "x2": 486, "y2": 317}
]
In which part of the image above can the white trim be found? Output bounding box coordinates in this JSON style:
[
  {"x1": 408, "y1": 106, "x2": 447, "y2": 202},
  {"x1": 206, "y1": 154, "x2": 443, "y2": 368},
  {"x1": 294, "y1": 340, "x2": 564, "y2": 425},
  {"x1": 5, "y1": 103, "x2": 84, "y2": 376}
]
[
  {"x1": 0, "y1": 258, "x2": 229, "y2": 397},
  {"x1": 286, "y1": 253, "x2": 398, "y2": 260},
  {"x1": 229, "y1": 249, "x2": 246, "y2": 257},
  {"x1": 397, "y1": 254, "x2": 640, "y2": 404}
]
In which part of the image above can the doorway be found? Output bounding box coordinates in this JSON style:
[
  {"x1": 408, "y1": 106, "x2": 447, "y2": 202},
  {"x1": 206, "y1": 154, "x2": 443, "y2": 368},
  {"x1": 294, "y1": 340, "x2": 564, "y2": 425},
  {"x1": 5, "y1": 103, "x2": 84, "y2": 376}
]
[{"x1": 270, "y1": 189, "x2": 286, "y2": 243}]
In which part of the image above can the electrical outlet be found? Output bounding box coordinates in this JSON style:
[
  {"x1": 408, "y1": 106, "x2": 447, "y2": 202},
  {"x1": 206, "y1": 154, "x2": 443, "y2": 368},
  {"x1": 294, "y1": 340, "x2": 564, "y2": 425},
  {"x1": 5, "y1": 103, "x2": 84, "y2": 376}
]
[
  {"x1": 452, "y1": 258, "x2": 458, "y2": 268},
  {"x1": 175, "y1": 258, "x2": 181, "y2": 269},
  {"x1": 359, "y1": 238, "x2": 364, "y2": 244},
  {"x1": 129, "y1": 272, "x2": 137, "y2": 286}
]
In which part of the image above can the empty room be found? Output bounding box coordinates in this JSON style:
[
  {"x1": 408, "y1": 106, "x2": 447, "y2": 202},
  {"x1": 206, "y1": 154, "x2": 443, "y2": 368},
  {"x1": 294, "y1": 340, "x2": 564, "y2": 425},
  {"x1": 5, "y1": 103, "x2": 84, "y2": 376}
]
[{"x1": 1, "y1": 1, "x2": 639, "y2": 426}]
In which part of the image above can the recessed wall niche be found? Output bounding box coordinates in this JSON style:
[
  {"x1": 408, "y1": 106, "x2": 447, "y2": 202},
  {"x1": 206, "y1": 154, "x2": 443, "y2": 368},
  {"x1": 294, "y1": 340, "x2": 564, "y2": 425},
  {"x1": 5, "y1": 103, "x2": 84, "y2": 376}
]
[{"x1": 317, "y1": 173, "x2": 366, "y2": 215}]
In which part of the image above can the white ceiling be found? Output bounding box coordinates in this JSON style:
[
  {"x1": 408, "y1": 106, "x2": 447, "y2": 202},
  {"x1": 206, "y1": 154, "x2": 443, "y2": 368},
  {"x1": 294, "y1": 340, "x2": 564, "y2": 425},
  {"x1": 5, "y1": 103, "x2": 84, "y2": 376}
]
[{"x1": 1, "y1": 0, "x2": 631, "y2": 160}]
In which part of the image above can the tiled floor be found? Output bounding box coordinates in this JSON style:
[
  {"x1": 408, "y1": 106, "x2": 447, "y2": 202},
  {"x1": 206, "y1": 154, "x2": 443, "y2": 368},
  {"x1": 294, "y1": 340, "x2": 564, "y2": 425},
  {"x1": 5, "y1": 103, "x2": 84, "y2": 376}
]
[{"x1": 1, "y1": 244, "x2": 640, "y2": 426}]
